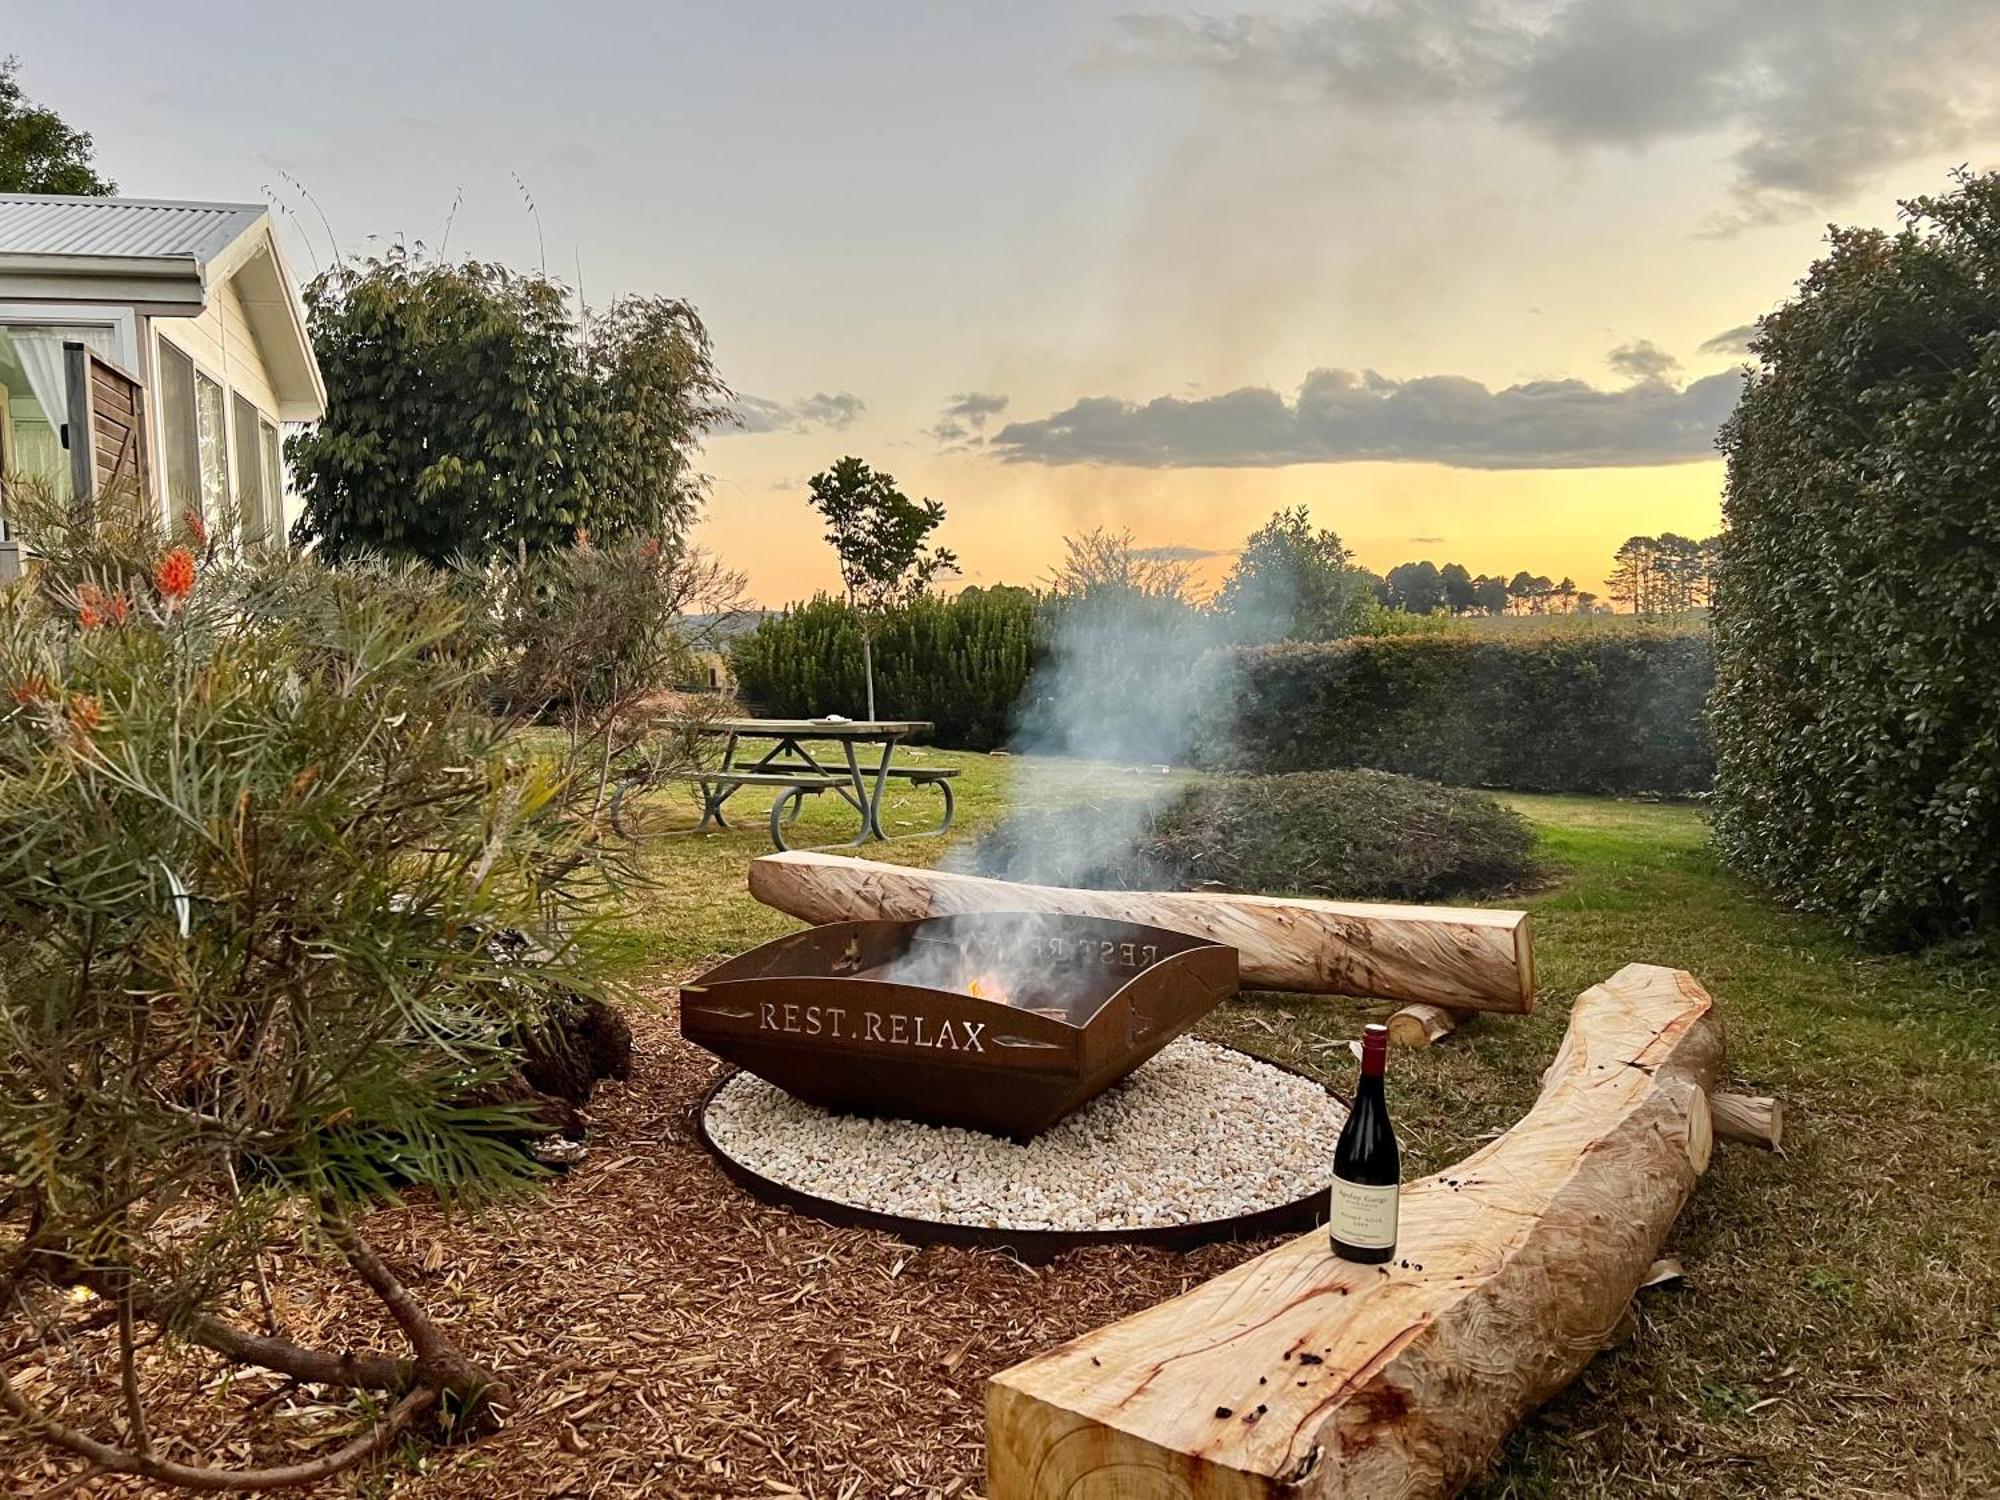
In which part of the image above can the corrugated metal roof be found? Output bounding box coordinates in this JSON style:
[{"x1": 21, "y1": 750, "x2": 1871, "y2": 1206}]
[{"x1": 0, "y1": 194, "x2": 266, "y2": 266}]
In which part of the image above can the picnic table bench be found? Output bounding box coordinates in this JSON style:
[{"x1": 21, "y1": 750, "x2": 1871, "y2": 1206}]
[{"x1": 621, "y1": 718, "x2": 956, "y2": 851}]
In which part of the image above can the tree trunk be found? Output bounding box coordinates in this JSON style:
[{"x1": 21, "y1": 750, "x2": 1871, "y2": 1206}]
[
  {"x1": 861, "y1": 630, "x2": 876, "y2": 722},
  {"x1": 986, "y1": 963, "x2": 1724, "y2": 1499},
  {"x1": 747, "y1": 850, "x2": 1534, "y2": 1013}
]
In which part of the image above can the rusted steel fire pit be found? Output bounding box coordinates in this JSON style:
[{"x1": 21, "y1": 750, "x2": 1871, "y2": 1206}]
[{"x1": 680, "y1": 913, "x2": 1238, "y2": 1138}]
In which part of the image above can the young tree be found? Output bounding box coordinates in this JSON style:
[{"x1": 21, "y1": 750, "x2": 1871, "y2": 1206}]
[
  {"x1": 291, "y1": 251, "x2": 732, "y2": 565},
  {"x1": 0, "y1": 56, "x2": 114, "y2": 194},
  {"x1": 1215, "y1": 506, "x2": 1373, "y2": 642},
  {"x1": 806, "y1": 456, "x2": 956, "y2": 720}
]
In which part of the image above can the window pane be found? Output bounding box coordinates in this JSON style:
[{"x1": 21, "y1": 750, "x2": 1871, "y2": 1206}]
[
  {"x1": 232, "y1": 393, "x2": 265, "y2": 540},
  {"x1": 158, "y1": 340, "x2": 200, "y2": 515},
  {"x1": 196, "y1": 372, "x2": 227, "y2": 525},
  {"x1": 260, "y1": 421, "x2": 284, "y2": 544}
]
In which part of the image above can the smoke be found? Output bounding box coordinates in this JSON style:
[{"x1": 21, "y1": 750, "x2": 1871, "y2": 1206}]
[
  {"x1": 955, "y1": 558, "x2": 1272, "y2": 889},
  {"x1": 868, "y1": 912, "x2": 1147, "y2": 1022}
]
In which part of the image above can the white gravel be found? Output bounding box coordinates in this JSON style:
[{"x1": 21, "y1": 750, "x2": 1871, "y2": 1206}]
[{"x1": 702, "y1": 1038, "x2": 1346, "y2": 1233}]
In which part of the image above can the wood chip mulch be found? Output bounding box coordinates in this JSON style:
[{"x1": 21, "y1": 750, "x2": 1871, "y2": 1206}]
[{"x1": 4, "y1": 988, "x2": 1281, "y2": 1499}]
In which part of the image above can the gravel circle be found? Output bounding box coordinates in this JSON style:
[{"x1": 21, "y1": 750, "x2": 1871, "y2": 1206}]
[{"x1": 701, "y1": 1037, "x2": 1347, "y2": 1233}]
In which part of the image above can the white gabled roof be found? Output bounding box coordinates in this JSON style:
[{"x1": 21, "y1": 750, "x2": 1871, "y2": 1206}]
[
  {"x1": 0, "y1": 194, "x2": 267, "y2": 264},
  {"x1": 0, "y1": 193, "x2": 326, "y2": 421}
]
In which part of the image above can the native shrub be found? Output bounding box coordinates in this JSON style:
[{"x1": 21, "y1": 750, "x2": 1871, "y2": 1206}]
[
  {"x1": 0, "y1": 537, "x2": 627, "y2": 1487},
  {"x1": 971, "y1": 769, "x2": 1537, "y2": 903},
  {"x1": 1712, "y1": 171, "x2": 2000, "y2": 945},
  {"x1": 730, "y1": 587, "x2": 1038, "y2": 749},
  {"x1": 1219, "y1": 629, "x2": 1713, "y2": 795}
]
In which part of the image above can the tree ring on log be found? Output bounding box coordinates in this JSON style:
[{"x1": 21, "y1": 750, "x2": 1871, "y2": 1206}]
[{"x1": 693, "y1": 1040, "x2": 1344, "y2": 1260}]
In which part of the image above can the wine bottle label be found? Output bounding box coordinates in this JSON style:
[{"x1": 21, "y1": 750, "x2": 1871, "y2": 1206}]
[{"x1": 1329, "y1": 1175, "x2": 1399, "y2": 1249}]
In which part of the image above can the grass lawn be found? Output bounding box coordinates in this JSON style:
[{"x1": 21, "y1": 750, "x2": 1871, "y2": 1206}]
[{"x1": 609, "y1": 749, "x2": 2000, "y2": 1498}]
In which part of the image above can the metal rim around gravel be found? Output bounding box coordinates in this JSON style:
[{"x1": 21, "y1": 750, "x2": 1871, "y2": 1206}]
[{"x1": 691, "y1": 1043, "x2": 1342, "y2": 1259}]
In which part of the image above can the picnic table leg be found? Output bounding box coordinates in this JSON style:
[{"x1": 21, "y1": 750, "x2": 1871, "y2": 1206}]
[{"x1": 696, "y1": 733, "x2": 742, "y2": 831}]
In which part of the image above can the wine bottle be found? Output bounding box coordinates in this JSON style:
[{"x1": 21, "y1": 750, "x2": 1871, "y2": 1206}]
[{"x1": 1329, "y1": 1022, "x2": 1400, "y2": 1263}]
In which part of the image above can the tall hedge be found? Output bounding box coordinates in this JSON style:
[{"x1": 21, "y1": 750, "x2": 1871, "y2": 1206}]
[
  {"x1": 1219, "y1": 630, "x2": 1713, "y2": 795},
  {"x1": 1711, "y1": 172, "x2": 2000, "y2": 946},
  {"x1": 729, "y1": 587, "x2": 1037, "y2": 750}
]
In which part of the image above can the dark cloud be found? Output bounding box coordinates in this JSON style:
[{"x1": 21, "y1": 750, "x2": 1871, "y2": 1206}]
[
  {"x1": 988, "y1": 365, "x2": 1740, "y2": 470},
  {"x1": 1411, "y1": 535, "x2": 1447, "y2": 544},
  {"x1": 727, "y1": 392, "x2": 866, "y2": 436},
  {"x1": 1607, "y1": 339, "x2": 1681, "y2": 381},
  {"x1": 1698, "y1": 323, "x2": 1759, "y2": 358},
  {"x1": 1094, "y1": 0, "x2": 2000, "y2": 221},
  {"x1": 930, "y1": 391, "x2": 1011, "y2": 448}
]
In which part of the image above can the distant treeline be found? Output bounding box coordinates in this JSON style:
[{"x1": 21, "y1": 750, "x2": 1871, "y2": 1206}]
[{"x1": 1368, "y1": 532, "x2": 1719, "y2": 618}]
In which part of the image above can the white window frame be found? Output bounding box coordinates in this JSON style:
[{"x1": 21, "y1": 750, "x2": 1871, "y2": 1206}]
[
  {"x1": 0, "y1": 304, "x2": 139, "y2": 370},
  {"x1": 155, "y1": 330, "x2": 240, "y2": 533}
]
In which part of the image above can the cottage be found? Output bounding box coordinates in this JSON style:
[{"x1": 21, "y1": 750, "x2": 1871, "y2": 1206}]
[{"x1": 0, "y1": 193, "x2": 326, "y2": 580}]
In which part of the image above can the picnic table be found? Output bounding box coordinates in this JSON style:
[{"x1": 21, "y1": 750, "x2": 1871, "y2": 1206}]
[{"x1": 652, "y1": 718, "x2": 957, "y2": 851}]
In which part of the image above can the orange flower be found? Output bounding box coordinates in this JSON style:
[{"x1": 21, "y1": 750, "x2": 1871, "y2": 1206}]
[
  {"x1": 7, "y1": 675, "x2": 52, "y2": 706},
  {"x1": 155, "y1": 547, "x2": 197, "y2": 601},
  {"x1": 107, "y1": 592, "x2": 130, "y2": 624},
  {"x1": 77, "y1": 601, "x2": 104, "y2": 630},
  {"x1": 639, "y1": 536, "x2": 662, "y2": 561},
  {"x1": 66, "y1": 693, "x2": 101, "y2": 738},
  {"x1": 182, "y1": 508, "x2": 208, "y2": 546}
]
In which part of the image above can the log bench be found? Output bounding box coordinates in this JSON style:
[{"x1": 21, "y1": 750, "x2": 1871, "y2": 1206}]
[{"x1": 985, "y1": 963, "x2": 1725, "y2": 1499}]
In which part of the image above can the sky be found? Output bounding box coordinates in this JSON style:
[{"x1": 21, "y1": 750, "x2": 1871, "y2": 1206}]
[{"x1": 13, "y1": 0, "x2": 2000, "y2": 603}]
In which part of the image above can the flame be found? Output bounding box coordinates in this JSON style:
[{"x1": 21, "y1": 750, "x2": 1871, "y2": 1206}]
[{"x1": 966, "y1": 973, "x2": 1008, "y2": 1004}]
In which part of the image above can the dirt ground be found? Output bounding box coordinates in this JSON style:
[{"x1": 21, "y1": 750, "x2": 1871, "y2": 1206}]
[{"x1": 4, "y1": 992, "x2": 1276, "y2": 1499}]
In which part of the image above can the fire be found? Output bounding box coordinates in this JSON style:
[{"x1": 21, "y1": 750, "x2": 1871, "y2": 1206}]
[{"x1": 966, "y1": 973, "x2": 1008, "y2": 1004}]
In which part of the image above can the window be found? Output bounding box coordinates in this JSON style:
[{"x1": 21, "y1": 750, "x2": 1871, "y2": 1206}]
[
  {"x1": 0, "y1": 323, "x2": 118, "y2": 517},
  {"x1": 232, "y1": 392, "x2": 266, "y2": 541},
  {"x1": 158, "y1": 341, "x2": 199, "y2": 515},
  {"x1": 260, "y1": 420, "x2": 284, "y2": 541},
  {"x1": 157, "y1": 337, "x2": 229, "y2": 528}
]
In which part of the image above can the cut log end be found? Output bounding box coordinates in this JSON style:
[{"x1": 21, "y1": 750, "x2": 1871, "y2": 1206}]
[
  {"x1": 1710, "y1": 1091, "x2": 1784, "y2": 1150},
  {"x1": 1386, "y1": 1002, "x2": 1474, "y2": 1048}
]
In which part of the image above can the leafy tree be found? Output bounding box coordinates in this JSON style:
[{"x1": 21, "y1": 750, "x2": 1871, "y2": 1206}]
[
  {"x1": 291, "y1": 250, "x2": 730, "y2": 566},
  {"x1": 806, "y1": 456, "x2": 956, "y2": 720},
  {"x1": 0, "y1": 56, "x2": 114, "y2": 194},
  {"x1": 1215, "y1": 506, "x2": 1373, "y2": 642},
  {"x1": 1713, "y1": 169, "x2": 2000, "y2": 945},
  {"x1": 1470, "y1": 574, "x2": 1510, "y2": 614},
  {"x1": 1440, "y1": 562, "x2": 1476, "y2": 615},
  {"x1": 1385, "y1": 560, "x2": 1446, "y2": 615},
  {"x1": 1044, "y1": 526, "x2": 1198, "y2": 604}
]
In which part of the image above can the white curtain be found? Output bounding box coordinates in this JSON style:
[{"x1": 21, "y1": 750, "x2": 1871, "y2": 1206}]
[{"x1": 10, "y1": 332, "x2": 70, "y2": 440}]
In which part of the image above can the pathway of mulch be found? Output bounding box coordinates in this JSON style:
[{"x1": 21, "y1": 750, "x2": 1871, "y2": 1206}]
[{"x1": 5, "y1": 990, "x2": 1281, "y2": 1499}]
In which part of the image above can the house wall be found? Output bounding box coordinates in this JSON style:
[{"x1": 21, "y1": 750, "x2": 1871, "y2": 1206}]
[{"x1": 152, "y1": 273, "x2": 297, "y2": 533}]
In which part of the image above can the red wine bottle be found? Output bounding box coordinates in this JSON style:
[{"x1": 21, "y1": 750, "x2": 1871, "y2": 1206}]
[{"x1": 1329, "y1": 1023, "x2": 1400, "y2": 1263}]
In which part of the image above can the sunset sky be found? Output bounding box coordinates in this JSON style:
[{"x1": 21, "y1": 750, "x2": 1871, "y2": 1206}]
[{"x1": 17, "y1": 1, "x2": 2000, "y2": 602}]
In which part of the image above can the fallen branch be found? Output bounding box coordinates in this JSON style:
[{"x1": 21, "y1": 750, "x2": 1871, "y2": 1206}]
[
  {"x1": 1385, "y1": 1001, "x2": 1474, "y2": 1048},
  {"x1": 987, "y1": 963, "x2": 1724, "y2": 1499},
  {"x1": 749, "y1": 850, "x2": 1535, "y2": 1013},
  {"x1": 1710, "y1": 1091, "x2": 1784, "y2": 1150}
]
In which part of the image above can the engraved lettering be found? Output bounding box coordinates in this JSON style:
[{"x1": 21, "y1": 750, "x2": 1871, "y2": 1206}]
[
  {"x1": 760, "y1": 1002, "x2": 777, "y2": 1029},
  {"x1": 865, "y1": 1012, "x2": 885, "y2": 1041},
  {"x1": 828, "y1": 1008, "x2": 845, "y2": 1038},
  {"x1": 782, "y1": 1003, "x2": 801, "y2": 1032},
  {"x1": 805, "y1": 1006, "x2": 823, "y2": 1036},
  {"x1": 912, "y1": 1015, "x2": 930, "y2": 1047},
  {"x1": 961, "y1": 1020, "x2": 986, "y2": 1053},
  {"x1": 889, "y1": 1014, "x2": 909, "y2": 1045},
  {"x1": 937, "y1": 1019, "x2": 959, "y2": 1050}
]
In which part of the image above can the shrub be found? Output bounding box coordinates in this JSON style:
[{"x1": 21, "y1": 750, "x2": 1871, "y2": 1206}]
[
  {"x1": 0, "y1": 537, "x2": 626, "y2": 1484},
  {"x1": 1220, "y1": 629, "x2": 1713, "y2": 795},
  {"x1": 730, "y1": 587, "x2": 1038, "y2": 749},
  {"x1": 1712, "y1": 171, "x2": 2000, "y2": 945},
  {"x1": 970, "y1": 769, "x2": 1537, "y2": 903}
]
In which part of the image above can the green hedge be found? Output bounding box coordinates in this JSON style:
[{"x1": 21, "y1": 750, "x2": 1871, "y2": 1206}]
[
  {"x1": 729, "y1": 588, "x2": 1037, "y2": 750},
  {"x1": 1219, "y1": 630, "x2": 1713, "y2": 795},
  {"x1": 1711, "y1": 173, "x2": 2000, "y2": 946}
]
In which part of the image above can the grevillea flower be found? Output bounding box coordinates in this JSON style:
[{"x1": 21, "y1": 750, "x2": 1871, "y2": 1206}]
[
  {"x1": 640, "y1": 536, "x2": 662, "y2": 561},
  {"x1": 155, "y1": 547, "x2": 197, "y2": 601},
  {"x1": 574, "y1": 526, "x2": 593, "y2": 552},
  {"x1": 77, "y1": 600, "x2": 104, "y2": 630},
  {"x1": 107, "y1": 592, "x2": 130, "y2": 624},
  {"x1": 66, "y1": 693, "x2": 101, "y2": 738},
  {"x1": 8, "y1": 675, "x2": 52, "y2": 706},
  {"x1": 182, "y1": 508, "x2": 208, "y2": 547}
]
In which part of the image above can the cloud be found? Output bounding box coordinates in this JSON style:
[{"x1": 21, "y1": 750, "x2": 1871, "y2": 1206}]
[
  {"x1": 1411, "y1": 535, "x2": 1447, "y2": 544},
  {"x1": 1093, "y1": 0, "x2": 2000, "y2": 221},
  {"x1": 1130, "y1": 544, "x2": 1236, "y2": 562},
  {"x1": 1607, "y1": 339, "x2": 1681, "y2": 381},
  {"x1": 988, "y1": 365, "x2": 1741, "y2": 470},
  {"x1": 1698, "y1": 323, "x2": 1759, "y2": 358},
  {"x1": 726, "y1": 391, "x2": 866, "y2": 436},
  {"x1": 930, "y1": 390, "x2": 1011, "y2": 448}
]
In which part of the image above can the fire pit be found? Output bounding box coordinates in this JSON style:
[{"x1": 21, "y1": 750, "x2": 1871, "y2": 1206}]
[{"x1": 680, "y1": 912, "x2": 1238, "y2": 1138}]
